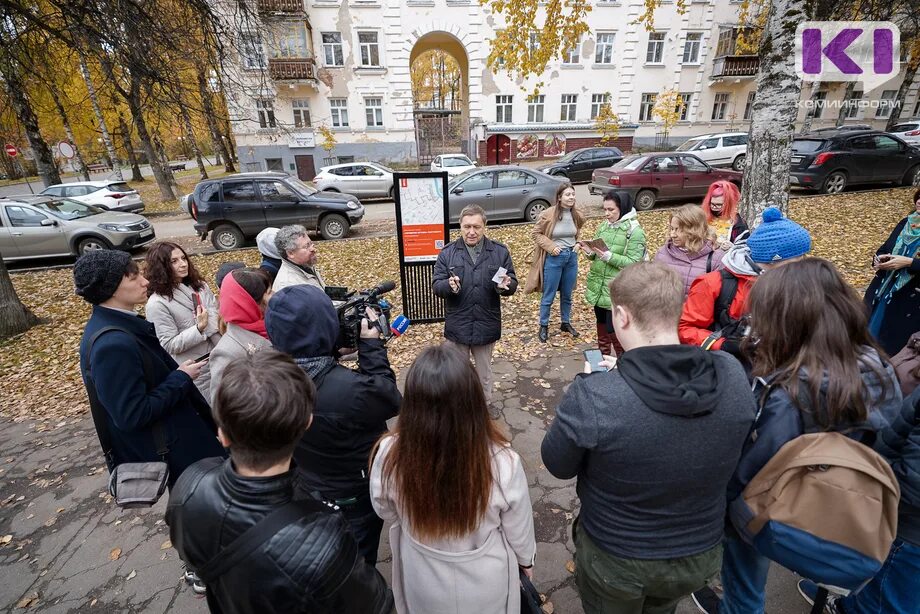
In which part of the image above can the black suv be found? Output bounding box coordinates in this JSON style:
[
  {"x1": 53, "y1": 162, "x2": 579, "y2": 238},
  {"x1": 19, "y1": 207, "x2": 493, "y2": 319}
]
[
  {"x1": 536, "y1": 147, "x2": 624, "y2": 183},
  {"x1": 190, "y1": 172, "x2": 365, "y2": 250},
  {"x1": 790, "y1": 130, "x2": 920, "y2": 194}
]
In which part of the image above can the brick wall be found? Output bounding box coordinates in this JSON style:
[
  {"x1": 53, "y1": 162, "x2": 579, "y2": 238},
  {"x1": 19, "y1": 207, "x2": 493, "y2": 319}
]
[{"x1": 476, "y1": 135, "x2": 634, "y2": 164}]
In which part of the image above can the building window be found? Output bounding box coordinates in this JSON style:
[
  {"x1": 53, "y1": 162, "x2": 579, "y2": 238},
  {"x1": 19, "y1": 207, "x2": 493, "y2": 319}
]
[
  {"x1": 561, "y1": 94, "x2": 578, "y2": 121},
  {"x1": 292, "y1": 99, "x2": 311, "y2": 128},
  {"x1": 678, "y1": 93, "x2": 692, "y2": 120},
  {"x1": 266, "y1": 158, "x2": 284, "y2": 172},
  {"x1": 358, "y1": 31, "x2": 380, "y2": 67},
  {"x1": 528, "y1": 32, "x2": 540, "y2": 57},
  {"x1": 682, "y1": 32, "x2": 702, "y2": 63},
  {"x1": 563, "y1": 37, "x2": 581, "y2": 64},
  {"x1": 591, "y1": 93, "x2": 611, "y2": 120},
  {"x1": 240, "y1": 33, "x2": 266, "y2": 69},
  {"x1": 527, "y1": 95, "x2": 545, "y2": 123},
  {"x1": 322, "y1": 32, "x2": 344, "y2": 66},
  {"x1": 639, "y1": 93, "x2": 656, "y2": 121},
  {"x1": 364, "y1": 97, "x2": 383, "y2": 127},
  {"x1": 646, "y1": 32, "x2": 665, "y2": 64},
  {"x1": 256, "y1": 99, "x2": 276, "y2": 128},
  {"x1": 595, "y1": 33, "x2": 615, "y2": 64},
  {"x1": 809, "y1": 91, "x2": 827, "y2": 119},
  {"x1": 743, "y1": 91, "x2": 755, "y2": 120},
  {"x1": 711, "y1": 93, "x2": 729, "y2": 120},
  {"x1": 272, "y1": 23, "x2": 309, "y2": 58},
  {"x1": 845, "y1": 90, "x2": 863, "y2": 119},
  {"x1": 330, "y1": 98, "x2": 349, "y2": 127},
  {"x1": 912, "y1": 95, "x2": 920, "y2": 118},
  {"x1": 876, "y1": 90, "x2": 897, "y2": 118},
  {"x1": 496, "y1": 95, "x2": 513, "y2": 123}
]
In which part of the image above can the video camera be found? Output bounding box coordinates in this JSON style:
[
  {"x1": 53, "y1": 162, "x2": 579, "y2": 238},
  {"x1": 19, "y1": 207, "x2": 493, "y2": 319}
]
[{"x1": 326, "y1": 281, "x2": 395, "y2": 349}]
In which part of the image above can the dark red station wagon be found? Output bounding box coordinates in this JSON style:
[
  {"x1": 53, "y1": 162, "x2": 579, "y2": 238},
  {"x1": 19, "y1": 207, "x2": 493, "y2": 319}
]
[{"x1": 589, "y1": 153, "x2": 743, "y2": 210}]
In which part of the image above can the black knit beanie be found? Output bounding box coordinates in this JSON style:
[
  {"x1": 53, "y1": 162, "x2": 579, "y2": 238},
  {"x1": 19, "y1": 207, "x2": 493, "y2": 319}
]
[{"x1": 73, "y1": 250, "x2": 134, "y2": 304}]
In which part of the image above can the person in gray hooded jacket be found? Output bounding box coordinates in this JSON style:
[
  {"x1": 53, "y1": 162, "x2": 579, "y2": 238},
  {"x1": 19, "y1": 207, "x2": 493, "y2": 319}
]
[{"x1": 541, "y1": 262, "x2": 755, "y2": 614}]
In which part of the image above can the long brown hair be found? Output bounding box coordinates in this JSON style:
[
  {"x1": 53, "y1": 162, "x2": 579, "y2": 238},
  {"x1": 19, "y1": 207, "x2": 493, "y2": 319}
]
[
  {"x1": 144, "y1": 241, "x2": 204, "y2": 299},
  {"x1": 374, "y1": 344, "x2": 509, "y2": 540},
  {"x1": 745, "y1": 258, "x2": 892, "y2": 427}
]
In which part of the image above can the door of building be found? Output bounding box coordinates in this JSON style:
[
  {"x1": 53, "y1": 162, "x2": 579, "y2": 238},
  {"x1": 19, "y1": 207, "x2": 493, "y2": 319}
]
[
  {"x1": 294, "y1": 155, "x2": 316, "y2": 181},
  {"x1": 486, "y1": 135, "x2": 511, "y2": 165}
]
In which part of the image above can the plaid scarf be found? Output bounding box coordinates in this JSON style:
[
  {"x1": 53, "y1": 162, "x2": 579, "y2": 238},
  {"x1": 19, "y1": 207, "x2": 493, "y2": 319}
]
[{"x1": 294, "y1": 356, "x2": 336, "y2": 380}]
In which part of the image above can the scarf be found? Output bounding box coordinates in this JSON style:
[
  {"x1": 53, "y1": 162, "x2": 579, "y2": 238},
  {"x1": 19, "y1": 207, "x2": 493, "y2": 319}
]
[
  {"x1": 294, "y1": 356, "x2": 336, "y2": 380},
  {"x1": 219, "y1": 273, "x2": 269, "y2": 339},
  {"x1": 876, "y1": 212, "x2": 920, "y2": 303}
]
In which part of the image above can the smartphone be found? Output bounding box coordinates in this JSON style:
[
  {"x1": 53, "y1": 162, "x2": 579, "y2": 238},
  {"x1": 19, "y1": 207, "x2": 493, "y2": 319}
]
[
  {"x1": 193, "y1": 292, "x2": 202, "y2": 310},
  {"x1": 878, "y1": 254, "x2": 893, "y2": 262},
  {"x1": 194, "y1": 352, "x2": 211, "y2": 362},
  {"x1": 584, "y1": 349, "x2": 605, "y2": 373}
]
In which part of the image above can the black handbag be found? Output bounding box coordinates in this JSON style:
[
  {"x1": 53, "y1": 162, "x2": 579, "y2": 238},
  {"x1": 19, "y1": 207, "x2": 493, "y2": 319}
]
[
  {"x1": 86, "y1": 326, "x2": 170, "y2": 508},
  {"x1": 520, "y1": 567, "x2": 541, "y2": 614}
]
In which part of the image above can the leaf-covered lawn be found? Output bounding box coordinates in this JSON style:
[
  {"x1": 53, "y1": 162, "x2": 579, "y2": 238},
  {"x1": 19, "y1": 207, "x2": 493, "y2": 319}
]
[{"x1": 0, "y1": 188, "x2": 912, "y2": 426}]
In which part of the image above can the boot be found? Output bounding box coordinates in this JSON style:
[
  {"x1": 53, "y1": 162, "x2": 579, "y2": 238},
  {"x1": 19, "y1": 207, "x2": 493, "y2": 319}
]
[
  {"x1": 561, "y1": 322, "x2": 579, "y2": 338},
  {"x1": 538, "y1": 325, "x2": 548, "y2": 343},
  {"x1": 596, "y1": 323, "x2": 612, "y2": 355}
]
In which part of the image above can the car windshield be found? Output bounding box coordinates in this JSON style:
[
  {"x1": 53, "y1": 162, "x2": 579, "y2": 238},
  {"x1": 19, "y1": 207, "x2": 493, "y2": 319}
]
[
  {"x1": 106, "y1": 182, "x2": 134, "y2": 192},
  {"x1": 285, "y1": 177, "x2": 318, "y2": 196},
  {"x1": 448, "y1": 170, "x2": 478, "y2": 188},
  {"x1": 610, "y1": 155, "x2": 648, "y2": 170},
  {"x1": 554, "y1": 150, "x2": 581, "y2": 163},
  {"x1": 30, "y1": 198, "x2": 105, "y2": 220},
  {"x1": 442, "y1": 156, "x2": 473, "y2": 167},
  {"x1": 371, "y1": 163, "x2": 395, "y2": 173},
  {"x1": 676, "y1": 140, "x2": 703, "y2": 151},
  {"x1": 792, "y1": 139, "x2": 826, "y2": 153},
  {"x1": 892, "y1": 124, "x2": 919, "y2": 132}
]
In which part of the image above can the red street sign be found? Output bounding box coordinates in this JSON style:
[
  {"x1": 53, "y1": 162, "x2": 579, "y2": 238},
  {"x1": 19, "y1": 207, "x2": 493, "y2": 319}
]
[{"x1": 4, "y1": 144, "x2": 18, "y2": 157}]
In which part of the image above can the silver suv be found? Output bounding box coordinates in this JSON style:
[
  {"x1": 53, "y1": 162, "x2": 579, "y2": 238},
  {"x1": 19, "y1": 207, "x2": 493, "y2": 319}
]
[{"x1": 0, "y1": 195, "x2": 155, "y2": 262}]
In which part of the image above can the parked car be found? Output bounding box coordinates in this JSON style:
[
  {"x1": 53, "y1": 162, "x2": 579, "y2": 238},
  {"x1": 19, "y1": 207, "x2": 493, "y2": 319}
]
[
  {"x1": 887, "y1": 120, "x2": 920, "y2": 145},
  {"x1": 676, "y1": 132, "x2": 748, "y2": 171},
  {"x1": 790, "y1": 130, "x2": 920, "y2": 194},
  {"x1": 0, "y1": 195, "x2": 155, "y2": 262},
  {"x1": 809, "y1": 124, "x2": 873, "y2": 133},
  {"x1": 430, "y1": 154, "x2": 476, "y2": 176},
  {"x1": 40, "y1": 180, "x2": 144, "y2": 213},
  {"x1": 590, "y1": 153, "x2": 743, "y2": 211},
  {"x1": 190, "y1": 172, "x2": 364, "y2": 249},
  {"x1": 536, "y1": 147, "x2": 624, "y2": 182},
  {"x1": 447, "y1": 166, "x2": 566, "y2": 223},
  {"x1": 313, "y1": 162, "x2": 395, "y2": 199}
]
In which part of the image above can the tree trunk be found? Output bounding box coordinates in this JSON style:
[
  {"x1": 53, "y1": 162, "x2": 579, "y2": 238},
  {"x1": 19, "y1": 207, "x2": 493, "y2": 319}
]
[
  {"x1": 77, "y1": 51, "x2": 123, "y2": 181},
  {"x1": 1, "y1": 69, "x2": 61, "y2": 187},
  {"x1": 50, "y1": 90, "x2": 90, "y2": 181},
  {"x1": 0, "y1": 255, "x2": 41, "y2": 339},
  {"x1": 117, "y1": 112, "x2": 144, "y2": 182},
  {"x1": 739, "y1": 0, "x2": 808, "y2": 227},
  {"x1": 179, "y1": 103, "x2": 208, "y2": 180},
  {"x1": 196, "y1": 67, "x2": 233, "y2": 173},
  {"x1": 886, "y1": 62, "x2": 919, "y2": 131},
  {"x1": 120, "y1": 72, "x2": 175, "y2": 200}
]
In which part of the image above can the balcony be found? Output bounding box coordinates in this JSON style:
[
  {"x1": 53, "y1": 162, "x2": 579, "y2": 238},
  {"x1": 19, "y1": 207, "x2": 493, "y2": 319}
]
[
  {"x1": 711, "y1": 55, "x2": 760, "y2": 79},
  {"x1": 257, "y1": 0, "x2": 304, "y2": 14},
  {"x1": 268, "y1": 57, "x2": 316, "y2": 81}
]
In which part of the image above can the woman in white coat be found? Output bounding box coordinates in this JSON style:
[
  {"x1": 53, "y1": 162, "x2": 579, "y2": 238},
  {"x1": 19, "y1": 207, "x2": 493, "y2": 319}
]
[
  {"x1": 144, "y1": 241, "x2": 221, "y2": 399},
  {"x1": 370, "y1": 343, "x2": 536, "y2": 614}
]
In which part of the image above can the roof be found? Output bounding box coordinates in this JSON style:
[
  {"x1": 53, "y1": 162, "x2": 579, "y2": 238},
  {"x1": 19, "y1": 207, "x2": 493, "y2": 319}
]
[
  {"x1": 0, "y1": 195, "x2": 56, "y2": 204},
  {"x1": 682, "y1": 131, "x2": 748, "y2": 140},
  {"x1": 484, "y1": 121, "x2": 639, "y2": 133},
  {"x1": 44, "y1": 180, "x2": 125, "y2": 188},
  {"x1": 207, "y1": 171, "x2": 291, "y2": 180},
  {"x1": 796, "y1": 129, "x2": 882, "y2": 139}
]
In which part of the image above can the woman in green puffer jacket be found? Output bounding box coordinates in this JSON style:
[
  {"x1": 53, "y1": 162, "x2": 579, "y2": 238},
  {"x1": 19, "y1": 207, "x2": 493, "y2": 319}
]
[{"x1": 579, "y1": 191, "x2": 647, "y2": 357}]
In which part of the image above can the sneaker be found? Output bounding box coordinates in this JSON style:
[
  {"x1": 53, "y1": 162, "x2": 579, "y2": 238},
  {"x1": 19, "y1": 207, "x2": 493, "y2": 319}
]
[
  {"x1": 191, "y1": 580, "x2": 207, "y2": 596},
  {"x1": 691, "y1": 586, "x2": 721, "y2": 614},
  {"x1": 797, "y1": 579, "x2": 840, "y2": 613},
  {"x1": 183, "y1": 569, "x2": 200, "y2": 584}
]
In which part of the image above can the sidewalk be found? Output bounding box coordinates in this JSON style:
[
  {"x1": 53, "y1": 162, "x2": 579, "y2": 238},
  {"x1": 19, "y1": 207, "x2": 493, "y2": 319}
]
[{"x1": 0, "y1": 343, "x2": 809, "y2": 613}]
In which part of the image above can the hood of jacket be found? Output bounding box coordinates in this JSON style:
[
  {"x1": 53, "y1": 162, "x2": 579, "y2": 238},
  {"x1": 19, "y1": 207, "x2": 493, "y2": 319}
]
[
  {"x1": 612, "y1": 209, "x2": 638, "y2": 229},
  {"x1": 664, "y1": 239, "x2": 716, "y2": 263},
  {"x1": 256, "y1": 227, "x2": 281, "y2": 259},
  {"x1": 617, "y1": 345, "x2": 722, "y2": 417},
  {"x1": 721, "y1": 241, "x2": 760, "y2": 278},
  {"x1": 219, "y1": 272, "x2": 269, "y2": 338},
  {"x1": 265, "y1": 285, "x2": 338, "y2": 358}
]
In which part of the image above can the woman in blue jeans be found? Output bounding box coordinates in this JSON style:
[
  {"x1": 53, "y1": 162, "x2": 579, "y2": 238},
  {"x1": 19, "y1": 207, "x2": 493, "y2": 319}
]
[
  {"x1": 525, "y1": 182, "x2": 585, "y2": 343},
  {"x1": 691, "y1": 259, "x2": 902, "y2": 614}
]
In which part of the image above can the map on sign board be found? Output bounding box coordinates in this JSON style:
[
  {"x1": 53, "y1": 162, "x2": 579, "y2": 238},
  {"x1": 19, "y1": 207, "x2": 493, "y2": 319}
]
[{"x1": 397, "y1": 176, "x2": 446, "y2": 262}]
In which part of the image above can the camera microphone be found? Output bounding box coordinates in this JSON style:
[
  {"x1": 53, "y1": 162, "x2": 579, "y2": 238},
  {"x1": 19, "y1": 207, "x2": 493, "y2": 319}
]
[{"x1": 369, "y1": 280, "x2": 396, "y2": 297}]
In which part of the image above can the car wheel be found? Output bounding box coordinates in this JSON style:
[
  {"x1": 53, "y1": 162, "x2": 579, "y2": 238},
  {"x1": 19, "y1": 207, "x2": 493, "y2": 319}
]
[
  {"x1": 77, "y1": 236, "x2": 112, "y2": 255},
  {"x1": 320, "y1": 214, "x2": 349, "y2": 240},
  {"x1": 634, "y1": 189, "x2": 656, "y2": 211},
  {"x1": 524, "y1": 199, "x2": 549, "y2": 222},
  {"x1": 323, "y1": 187, "x2": 340, "y2": 192},
  {"x1": 732, "y1": 154, "x2": 746, "y2": 172},
  {"x1": 822, "y1": 171, "x2": 847, "y2": 194},
  {"x1": 211, "y1": 224, "x2": 245, "y2": 250},
  {"x1": 903, "y1": 164, "x2": 920, "y2": 186}
]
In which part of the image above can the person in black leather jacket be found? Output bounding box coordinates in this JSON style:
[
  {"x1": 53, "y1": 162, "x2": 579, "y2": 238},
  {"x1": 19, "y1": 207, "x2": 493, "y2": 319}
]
[
  {"x1": 265, "y1": 284, "x2": 402, "y2": 565},
  {"x1": 166, "y1": 350, "x2": 393, "y2": 614}
]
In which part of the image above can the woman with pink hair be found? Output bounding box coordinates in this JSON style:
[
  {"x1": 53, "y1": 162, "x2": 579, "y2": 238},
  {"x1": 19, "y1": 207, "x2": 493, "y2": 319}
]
[{"x1": 701, "y1": 181, "x2": 748, "y2": 249}]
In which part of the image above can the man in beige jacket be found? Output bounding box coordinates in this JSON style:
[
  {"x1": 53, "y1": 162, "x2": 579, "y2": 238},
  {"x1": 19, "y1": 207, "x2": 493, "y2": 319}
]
[{"x1": 272, "y1": 225, "x2": 326, "y2": 293}]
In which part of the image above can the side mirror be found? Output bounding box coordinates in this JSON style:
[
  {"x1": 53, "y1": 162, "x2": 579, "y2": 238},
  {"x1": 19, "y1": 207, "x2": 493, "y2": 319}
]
[
  {"x1": 706, "y1": 167, "x2": 713, "y2": 173},
  {"x1": 40, "y1": 218, "x2": 56, "y2": 227},
  {"x1": 452, "y1": 187, "x2": 464, "y2": 195}
]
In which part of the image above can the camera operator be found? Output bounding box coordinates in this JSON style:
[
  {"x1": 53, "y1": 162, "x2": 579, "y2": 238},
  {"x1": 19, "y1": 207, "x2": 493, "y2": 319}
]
[
  {"x1": 273, "y1": 224, "x2": 326, "y2": 293},
  {"x1": 265, "y1": 284, "x2": 402, "y2": 565}
]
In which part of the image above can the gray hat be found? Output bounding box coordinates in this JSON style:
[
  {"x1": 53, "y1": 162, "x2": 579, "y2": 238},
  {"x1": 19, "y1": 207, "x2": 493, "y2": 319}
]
[{"x1": 74, "y1": 250, "x2": 134, "y2": 304}]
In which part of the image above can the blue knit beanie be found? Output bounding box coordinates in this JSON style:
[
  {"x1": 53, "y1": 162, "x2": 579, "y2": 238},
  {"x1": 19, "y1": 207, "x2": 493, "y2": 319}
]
[{"x1": 748, "y1": 207, "x2": 812, "y2": 263}]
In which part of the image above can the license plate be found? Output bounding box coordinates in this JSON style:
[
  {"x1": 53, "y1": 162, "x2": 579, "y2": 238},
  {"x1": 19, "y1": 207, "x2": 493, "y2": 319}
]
[
  {"x1": 789, "y1": 176, "x2": 799, "y2": 185},
  {"x1": 140, "y1": 230, "x2": 153, "y2": 238},
  {"x1": 791, "y1": 156, "x2": 804, "y2": 164}
]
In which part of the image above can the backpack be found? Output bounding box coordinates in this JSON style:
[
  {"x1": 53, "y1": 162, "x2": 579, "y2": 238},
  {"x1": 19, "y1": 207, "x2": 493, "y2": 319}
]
[
  {"x1": 729, "y1": 387, "x2": 900, "y2": 592},
  {"x1": 700, "y1": 270, "x2": 747, "y2": 352}
]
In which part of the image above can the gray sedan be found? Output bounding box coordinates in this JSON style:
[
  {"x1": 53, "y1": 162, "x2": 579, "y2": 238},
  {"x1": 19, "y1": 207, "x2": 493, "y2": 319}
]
[
  {"x1": 447, "y1": 166, "x2": 565, "y2": 223},
  {"x1": 0, "y1": 195, "x2": 155, "y2": 262}
]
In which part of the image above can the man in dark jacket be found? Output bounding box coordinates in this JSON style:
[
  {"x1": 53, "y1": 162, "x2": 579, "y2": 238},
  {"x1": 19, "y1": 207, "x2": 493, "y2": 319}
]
[
  {"x1": 432, "y1": 204, "x2": 517, "y2": 405},
  {"x1": 167, "y1": 350, "x2": 393, "y2": 614},
  {"x1": 265, "y1": 284, "x2": 401, "y2": 565},
  {"x1": 75, "y1": 250, "x2": 225, "y2": 488},
  {"x1": 541, "y1": 262, "x2": 755, "y2": 614}
]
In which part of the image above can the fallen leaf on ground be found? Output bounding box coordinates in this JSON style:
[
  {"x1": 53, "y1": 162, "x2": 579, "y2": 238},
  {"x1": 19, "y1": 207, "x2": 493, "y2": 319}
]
[
  {"x1": 109, "y1": 547, "x2": 121, "y2": 561},
  {"x1": 160, "y1": 539, "x2": 171, "y2": 550},
  {"x1": 565, "y1": 560, "x2": 576, "y2": 574},
  {"x1": 0, "y1": 534, "x2": 12, "y2": 544},
  {"x1": 126, "y1": 569, "x2": 136, "y2": 580},
  {"x1": 16, "y1": 593, "x2": 39, "y2": 608},
  {"x1": 541, "y1": 603, "x2": 554, "y2": 614}
]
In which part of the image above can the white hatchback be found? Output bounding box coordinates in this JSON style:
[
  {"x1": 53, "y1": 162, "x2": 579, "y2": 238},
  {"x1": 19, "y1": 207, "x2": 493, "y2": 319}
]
[
  {"x1": 888, "y1": 120, "x2": 920, "y2": 145},
  {"x1": 676, "y1": 132, "x2": 749, "y2": 171},
  {"x1": 430, "y1": 154, "x2": 476, "y2": 176},
  {"x1": 40, "y1": 181, "x2": 144, "y2": 213}
]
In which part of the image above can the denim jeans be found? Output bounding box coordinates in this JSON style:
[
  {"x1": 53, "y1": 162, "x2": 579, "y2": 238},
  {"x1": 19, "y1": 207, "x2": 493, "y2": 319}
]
[
  {"x1": 840, "y1": 538, "x2": 920, "y2": 614},
  {"x1": 339, "y1": 494, "x2": 384, "y2": 566},
  {"x1": 540, "y1": 248, "x2": 579, "y2": 326},
  {"x1": 720, "y1": 532, "x2": 770, "y2": 614}
]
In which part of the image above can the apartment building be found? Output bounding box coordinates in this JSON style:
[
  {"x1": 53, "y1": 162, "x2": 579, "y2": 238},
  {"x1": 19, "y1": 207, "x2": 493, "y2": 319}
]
[{"x1": 218, "y1": 0, "x2": 918, "y2": 179}]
